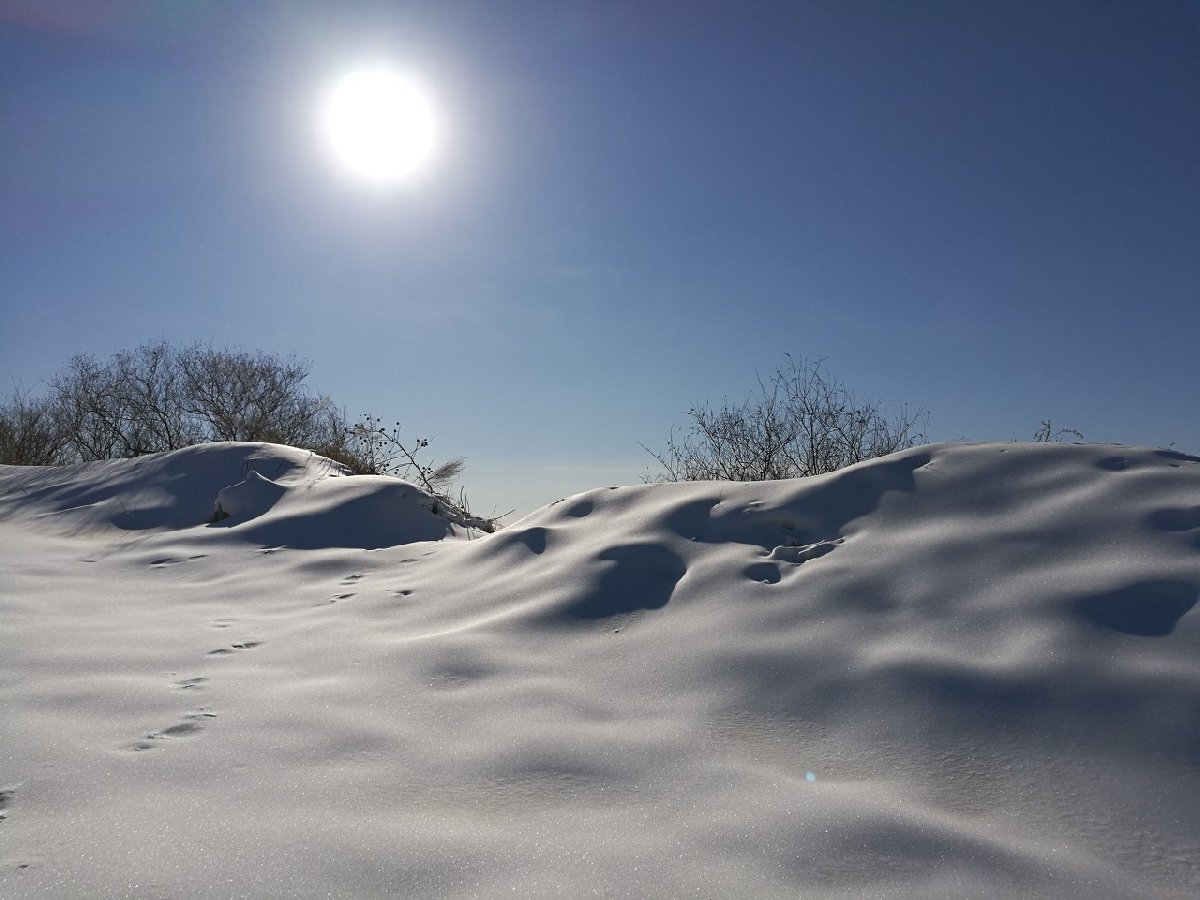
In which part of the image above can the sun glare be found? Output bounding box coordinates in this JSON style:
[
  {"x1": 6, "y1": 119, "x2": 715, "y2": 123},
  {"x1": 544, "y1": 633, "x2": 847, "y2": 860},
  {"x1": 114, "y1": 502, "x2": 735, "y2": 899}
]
[{"x1": 321, "y1": 68, "x2": 435, "y2": 182}]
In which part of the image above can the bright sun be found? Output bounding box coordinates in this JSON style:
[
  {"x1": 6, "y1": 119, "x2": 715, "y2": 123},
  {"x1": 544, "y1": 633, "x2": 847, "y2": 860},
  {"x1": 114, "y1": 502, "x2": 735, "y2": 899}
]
[{"x1": 320, "y1": 69, "x2": 435, "y2": 182}]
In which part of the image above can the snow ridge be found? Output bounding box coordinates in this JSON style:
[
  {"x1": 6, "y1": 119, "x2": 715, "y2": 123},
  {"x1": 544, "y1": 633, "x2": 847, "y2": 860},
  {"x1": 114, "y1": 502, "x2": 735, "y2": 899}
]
[{"x1": 1, "y1": 441, "x2": 1198, "y2": 897}]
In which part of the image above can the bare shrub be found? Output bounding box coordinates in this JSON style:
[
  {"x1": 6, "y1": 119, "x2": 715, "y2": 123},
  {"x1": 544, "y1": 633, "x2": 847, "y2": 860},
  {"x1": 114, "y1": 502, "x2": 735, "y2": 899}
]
[
  {"x1": 644, "y1": 356, "x2": 928, "y2": 482},
  {"x1": 177, "y1": 345, "x2": 342, "y2": 447},
  {"x1": 0, "y1": 388, "x2": 68, "y2": 466},
  {"x1": 47, "y1": 341, "x2": 204, "y2": 459},
  {"x1": 39, "y1": 341, "x2": 346, "y2": 462},
  {"x1": 337, "y1": 415, "x2": 499, "y2": 533},
  {"x1": 1032, "y1": 420, "x2": 1084, "y2": 442},
  {"x1": 339, "y1": 415, "x2": 462, "y2": 486}
]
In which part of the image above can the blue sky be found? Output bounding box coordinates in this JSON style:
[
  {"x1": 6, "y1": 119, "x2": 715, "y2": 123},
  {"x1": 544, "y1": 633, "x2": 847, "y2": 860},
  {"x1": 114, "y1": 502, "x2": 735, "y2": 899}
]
[{"x1": 2, "y1": 0, "x2": 1197, "y2": 515}]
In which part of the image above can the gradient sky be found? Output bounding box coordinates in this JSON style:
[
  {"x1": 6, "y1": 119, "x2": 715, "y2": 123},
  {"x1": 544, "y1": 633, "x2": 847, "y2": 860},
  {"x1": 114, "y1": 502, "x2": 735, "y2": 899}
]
[{"x1": 2, "y1": 0, "x2": 1197, "y2": 516}]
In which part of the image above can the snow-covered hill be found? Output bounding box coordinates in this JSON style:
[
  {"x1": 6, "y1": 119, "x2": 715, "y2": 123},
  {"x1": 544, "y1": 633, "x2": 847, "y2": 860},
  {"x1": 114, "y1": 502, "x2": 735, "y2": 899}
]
[{"x1": 2, "y1": 441, "x2": 1198, "y2": 897}]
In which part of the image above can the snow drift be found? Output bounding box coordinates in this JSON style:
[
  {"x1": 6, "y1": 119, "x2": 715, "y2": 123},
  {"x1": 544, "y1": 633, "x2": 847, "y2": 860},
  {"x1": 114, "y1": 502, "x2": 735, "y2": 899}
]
[{"x1": 1, "y1": 441, "x2": 1198, "y2": 897}]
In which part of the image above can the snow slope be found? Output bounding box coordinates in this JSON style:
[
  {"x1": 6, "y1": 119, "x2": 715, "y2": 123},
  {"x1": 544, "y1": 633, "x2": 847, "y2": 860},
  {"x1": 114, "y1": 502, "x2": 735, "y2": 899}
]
[{"x1": 2, "y1": 441, "x2": 1198, "y2": 897}]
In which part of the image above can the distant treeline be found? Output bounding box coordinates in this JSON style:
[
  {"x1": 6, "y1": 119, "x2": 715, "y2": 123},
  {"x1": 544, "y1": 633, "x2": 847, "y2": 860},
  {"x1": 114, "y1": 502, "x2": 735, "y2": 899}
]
[
  {"x1": 3, "y1": 342, "x2": 1094, "y2": 500},
  {"x1": 1, "y1": 341, "x2": 356, "y2": 467},
  {"x1": 0, "y1": 341, "x2": 470, "y2": 503}
]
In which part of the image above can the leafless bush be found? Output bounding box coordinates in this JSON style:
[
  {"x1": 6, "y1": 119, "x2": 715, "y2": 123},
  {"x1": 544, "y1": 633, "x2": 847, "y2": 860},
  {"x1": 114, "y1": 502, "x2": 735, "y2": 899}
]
[
  {"x1": 340, "y1": 415, "x2": 463, "y2": 488},
  {"x1": 37, "y1": 341, "x2": 347, "y2": 462},
  {"x1": 337, "y1": 415, "x2": 500, "y2": 533},
  {"x1": 0, "y1": 388, "x2": 68, "y2": 466},
  {"x1": 48, "y1": 341, "x2": 203, "y2": 459},
  {"x1": 177, "y1": 345, "x2": 342, "y2": 447},
  {"x1": 1032, "y1": 420, "x2": 1084, "y2": 442},
  {"x1": 643, "y1": 356, "x2": 928, "y2": 482}
]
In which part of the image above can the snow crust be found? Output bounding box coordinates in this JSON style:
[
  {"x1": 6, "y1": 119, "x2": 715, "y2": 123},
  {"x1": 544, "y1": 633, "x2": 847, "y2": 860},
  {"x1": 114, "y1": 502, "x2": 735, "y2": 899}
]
[{"x1": 2, "y1": 441, "x2": 1198, "y2": 897}]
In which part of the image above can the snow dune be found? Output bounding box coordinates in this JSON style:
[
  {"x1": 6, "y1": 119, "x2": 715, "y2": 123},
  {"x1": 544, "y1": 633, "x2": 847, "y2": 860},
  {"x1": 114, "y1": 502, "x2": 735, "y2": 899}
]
[{"x1": 1, "y1": 441, "x2": 1198, "y2": 897}]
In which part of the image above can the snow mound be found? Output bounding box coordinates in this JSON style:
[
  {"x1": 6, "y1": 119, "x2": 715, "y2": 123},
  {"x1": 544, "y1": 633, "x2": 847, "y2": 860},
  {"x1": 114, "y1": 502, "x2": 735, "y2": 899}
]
[
  {"x1": 0, "y1": 442, "x2": 465, "y2": 548},
  {"x1": 2, "y1": 441, "x2": 1199, "y2": 897}
]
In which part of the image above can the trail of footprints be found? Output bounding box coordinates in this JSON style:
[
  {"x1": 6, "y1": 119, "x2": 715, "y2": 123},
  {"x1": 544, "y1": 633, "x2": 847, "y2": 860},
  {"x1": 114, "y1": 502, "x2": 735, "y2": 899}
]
[
  {"x1": 326, "y1": 569, "x2": 420, "y2": 604},
  {"x1": 126, "y1": 567, "x2": 389, "y2": 753},
  {"x1": 124, "y1": 619, "x2": 265, "y2": 753},
  {"x1": 325, "y1": 570, "x2": 419, "y2": 603},
  {"x1": 324, "y1": 572, "x2": 365, "y2": 604}
]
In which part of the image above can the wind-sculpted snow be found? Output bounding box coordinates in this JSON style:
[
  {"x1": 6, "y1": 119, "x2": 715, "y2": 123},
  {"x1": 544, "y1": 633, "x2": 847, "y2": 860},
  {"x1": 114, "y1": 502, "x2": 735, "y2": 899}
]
[
  {"x1": 0, "y1": 442, "x2": 320, "y2": 532},
  {"x1": 1, "y1": 442, "x2": 1198, "y2": 897},
  {"x1": 0, "y1": 442, "x2": 457, "y2": 548}
]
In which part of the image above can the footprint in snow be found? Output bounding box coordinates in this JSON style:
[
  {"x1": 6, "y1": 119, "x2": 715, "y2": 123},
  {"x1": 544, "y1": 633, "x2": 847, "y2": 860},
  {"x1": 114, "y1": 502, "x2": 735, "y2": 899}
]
[
  {"x1": 127, "y1": 710, "x2": 217, "y2": 752},
  {"x1": 150, "y1": 553, "x2": 209, "y2": 567},
  {"x1": 173, "y1": 676, "x2": 208, "y2": 691},
  {"x1": 207, "y1": 640, "x2": 262, "y2": 655}
]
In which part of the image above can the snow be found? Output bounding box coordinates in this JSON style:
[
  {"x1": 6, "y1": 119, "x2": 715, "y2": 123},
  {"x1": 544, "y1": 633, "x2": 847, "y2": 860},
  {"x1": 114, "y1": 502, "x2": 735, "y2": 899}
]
[{"x1": 2, "y1": 441, "x2": 1198, "y2": 897}]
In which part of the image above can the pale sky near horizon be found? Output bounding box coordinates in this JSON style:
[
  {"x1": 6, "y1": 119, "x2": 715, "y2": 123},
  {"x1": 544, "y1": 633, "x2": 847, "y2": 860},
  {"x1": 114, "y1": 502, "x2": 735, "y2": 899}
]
[{"x1": 2, "y1": 0, "x2": 1197, "y2": 516}]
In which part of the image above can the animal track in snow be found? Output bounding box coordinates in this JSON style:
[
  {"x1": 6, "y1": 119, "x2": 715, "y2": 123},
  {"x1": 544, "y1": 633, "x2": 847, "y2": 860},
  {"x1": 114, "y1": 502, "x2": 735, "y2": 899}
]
[{"x1": 173, "y1": 676, "x2": 208, "y2": 691}]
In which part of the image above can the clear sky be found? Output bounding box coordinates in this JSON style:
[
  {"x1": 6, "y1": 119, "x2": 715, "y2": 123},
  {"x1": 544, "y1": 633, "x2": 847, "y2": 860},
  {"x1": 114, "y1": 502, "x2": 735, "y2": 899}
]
[{"x1": 2, "y1": 0, "x2": 1197, "y2": 516}]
